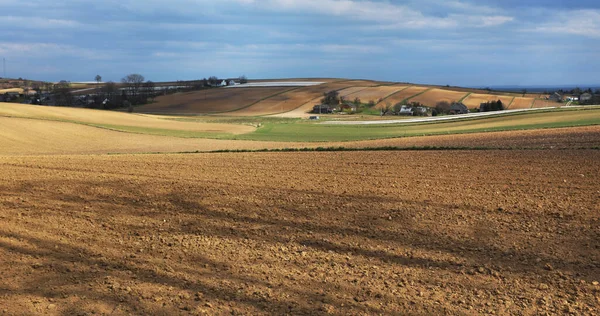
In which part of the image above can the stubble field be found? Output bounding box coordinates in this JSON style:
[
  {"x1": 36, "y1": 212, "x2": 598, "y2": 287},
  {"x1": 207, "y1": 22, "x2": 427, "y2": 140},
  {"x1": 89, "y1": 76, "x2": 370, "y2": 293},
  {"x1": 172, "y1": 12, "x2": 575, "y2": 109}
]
[{"x1": 0, "y1": 150, "x2": 599, "y2": 315}]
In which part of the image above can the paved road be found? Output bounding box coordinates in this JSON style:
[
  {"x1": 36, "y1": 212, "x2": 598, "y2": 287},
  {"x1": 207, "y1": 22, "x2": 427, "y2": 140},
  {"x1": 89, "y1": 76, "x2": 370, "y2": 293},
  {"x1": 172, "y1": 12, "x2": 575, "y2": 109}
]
[{"x1": 321, "y1": 107, "x2": 559, "y2": 125}]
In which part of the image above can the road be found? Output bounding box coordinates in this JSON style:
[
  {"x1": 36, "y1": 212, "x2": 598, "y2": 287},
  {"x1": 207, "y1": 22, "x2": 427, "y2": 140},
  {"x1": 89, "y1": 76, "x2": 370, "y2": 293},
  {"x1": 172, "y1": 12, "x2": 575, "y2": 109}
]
[{"x1": 321, "y1": 107, "x2": 559, "y2": 125}]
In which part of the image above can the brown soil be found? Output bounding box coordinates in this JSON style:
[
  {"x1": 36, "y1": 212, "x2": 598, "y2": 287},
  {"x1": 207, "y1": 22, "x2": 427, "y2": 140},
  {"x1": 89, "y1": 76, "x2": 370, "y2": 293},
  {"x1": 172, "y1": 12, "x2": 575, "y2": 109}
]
[
  {"x1": 136, "y1": 87, "x2": 291, "y2": 114},
  {"x1": 0, "y1": 150, "x2": 599, "y2": 315}
]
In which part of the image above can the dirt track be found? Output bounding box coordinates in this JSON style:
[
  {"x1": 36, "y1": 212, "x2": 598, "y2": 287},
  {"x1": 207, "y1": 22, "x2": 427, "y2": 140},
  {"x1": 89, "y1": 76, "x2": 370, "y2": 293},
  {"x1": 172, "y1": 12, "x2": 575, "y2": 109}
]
[{"x1": 1, "y1": 150, "x2": 599, "y2": 315}]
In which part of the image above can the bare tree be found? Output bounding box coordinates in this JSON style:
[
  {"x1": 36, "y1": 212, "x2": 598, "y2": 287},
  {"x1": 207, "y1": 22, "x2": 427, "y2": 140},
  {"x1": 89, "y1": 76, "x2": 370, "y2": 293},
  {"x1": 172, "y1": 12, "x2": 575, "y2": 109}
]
[
  {"x1": 101, "y1": 81, "x2": 118, "y2": 108},
  {"x1": 95, "y1": 75, "x2": 102, "y2": 85},
  {"x1": 381, "y1": 102, "x2": 392, "y2": 116},
  {"x1": 239, "y1": 75, "x2": 248, "y2": 84},
  {"x1": 121, "y1": 74, "x2": 145, "y2": 102},
  {"x1": 143, "y1": 81, "x2": 156, "y2": 102}
]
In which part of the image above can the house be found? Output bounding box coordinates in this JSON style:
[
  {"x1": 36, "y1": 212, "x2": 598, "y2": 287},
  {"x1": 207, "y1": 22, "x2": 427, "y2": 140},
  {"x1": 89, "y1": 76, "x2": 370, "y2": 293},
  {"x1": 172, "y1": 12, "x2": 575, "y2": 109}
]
[
  {"x1": 548, "y1": 92, "x2": 563, "y2": 102},
  {"x1": 566, "y1": 96, "x2": 579, "y2": 101},
  {"x1": 580, "y1": 93, "x2": 593, "y2": 102},
  {"x1": 449, "y1": 102, "x2": 469, "y2": 114},
  {"x1": 227, "y1": 80, "x2": 238, "y2": 86},
  {"x1": 398, "y1": 105, "x2": 414, "y2": 115},
  {"x1": 339, "y1": 103, "x2": 356, "y2": 112},
  {"x1": 219, "y1": 80, "x2": 227, "y2": 87},
  {"x1": 312, "y1": 104, "x2": 332, "y2": 114}
]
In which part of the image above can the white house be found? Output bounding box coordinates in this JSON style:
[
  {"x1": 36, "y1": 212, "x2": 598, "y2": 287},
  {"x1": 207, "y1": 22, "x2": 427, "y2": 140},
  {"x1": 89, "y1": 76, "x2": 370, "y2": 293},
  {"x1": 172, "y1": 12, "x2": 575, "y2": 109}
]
[{"x1": 219, "y1": 80, "x2": 227, "y2": 87}]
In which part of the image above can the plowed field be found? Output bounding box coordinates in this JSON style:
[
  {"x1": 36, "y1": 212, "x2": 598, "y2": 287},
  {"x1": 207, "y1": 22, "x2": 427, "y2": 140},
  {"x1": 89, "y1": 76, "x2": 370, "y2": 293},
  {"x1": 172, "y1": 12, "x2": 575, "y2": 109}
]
[
  {"x1": 462, "y1": 94, "x2": 515, "y2": 109},
  {"x1": 1, "y1": 150, "x2": 598, "y2": 315},
  {"x1": 410, "y1": 89, "x2": 469, "y2": 107},
  {"x1": 136, "y1": 87, "x2": 291, "y2": 114},
  {"x1": 509, "y1": 97, "x2": 534, "y2": 109}
]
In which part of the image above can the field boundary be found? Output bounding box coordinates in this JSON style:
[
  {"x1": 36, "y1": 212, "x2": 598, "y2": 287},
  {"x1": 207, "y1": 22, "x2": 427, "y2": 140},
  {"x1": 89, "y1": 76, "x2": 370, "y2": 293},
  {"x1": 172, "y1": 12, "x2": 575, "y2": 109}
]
[
  {"x1": 458, "y1": 93, "x2": 472, "y2": 103},
  {"x1": 506, "y1": 97, "x2": 516, "y2": 109},
  {"x1": 404, "y1": 87, "x2": 434, "y2": 103},
  {"x1": 375, "y1": 86, "x2": 411, "y2": 106}
]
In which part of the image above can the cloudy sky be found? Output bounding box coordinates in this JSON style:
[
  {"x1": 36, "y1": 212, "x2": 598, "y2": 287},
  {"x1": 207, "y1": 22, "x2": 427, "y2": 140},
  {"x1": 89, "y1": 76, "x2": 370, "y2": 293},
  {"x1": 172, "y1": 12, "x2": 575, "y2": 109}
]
[{"x1": 0, "y1": 0, "x2": 598, "y2": 86}]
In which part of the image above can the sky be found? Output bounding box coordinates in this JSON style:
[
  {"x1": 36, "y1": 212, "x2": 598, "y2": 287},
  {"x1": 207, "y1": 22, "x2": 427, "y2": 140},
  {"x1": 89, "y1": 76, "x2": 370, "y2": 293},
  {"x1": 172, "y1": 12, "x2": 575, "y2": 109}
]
[{"x1": 0, "y1": 0, "x2": 599, "y2": 86}]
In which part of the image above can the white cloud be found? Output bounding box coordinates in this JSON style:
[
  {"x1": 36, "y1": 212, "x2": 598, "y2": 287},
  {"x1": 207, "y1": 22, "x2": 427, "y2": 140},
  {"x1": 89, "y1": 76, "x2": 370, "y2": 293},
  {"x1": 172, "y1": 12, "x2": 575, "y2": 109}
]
[{"x1": 531, "y1": 10, "x2": 600, "y2": 38}]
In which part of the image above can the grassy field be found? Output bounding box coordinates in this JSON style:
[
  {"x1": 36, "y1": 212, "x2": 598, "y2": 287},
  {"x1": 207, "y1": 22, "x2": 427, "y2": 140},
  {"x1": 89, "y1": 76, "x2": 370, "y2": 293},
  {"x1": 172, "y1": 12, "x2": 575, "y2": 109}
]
[{"x1": 232, "y1": 108, "x2": 600, "y2": 142}]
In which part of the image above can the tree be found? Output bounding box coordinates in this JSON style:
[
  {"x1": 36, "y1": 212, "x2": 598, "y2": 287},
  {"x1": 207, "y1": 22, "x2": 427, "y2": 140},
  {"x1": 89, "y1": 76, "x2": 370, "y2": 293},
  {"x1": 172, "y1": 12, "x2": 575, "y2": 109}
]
[
  {"x1": 393, "y1": 102, "x2": 403, "y2": 114},
  {"x1": 143, "y1": 81, "x2": 156, "y2": 102},
  {"x1": 101, "y1": 81, "x2": 118, "y2": 108},
  {"x1": 208, "y1": 76, "x2": 219, "y2": 86},
  {"x1": 353, "y1": 97, "x2": 361, "y2": 105},
  {"x1": 381, "y1": 102, "x2": 392, "y2": 116},
  {"x1": 95, "y1": 75, "x2": 102, "y2": 85},
  {"x1": 121, "y1": 74, "x2": 145, "y2": 103},
  {"x1": 239, "y1": 75, "x2": 248, "y2": 84},
  {"x1": 435, "y1": 101, "x2": 451, "y2": 115},
  {"x1": 53, "y1": 80, "x2": 72, "y2": 106},
  {"x1": 321, "y1": 90, "x2": 340, "y2": 106},
  {"x1": 521, "y1": 89, "x2": 527, "y2": 97}
]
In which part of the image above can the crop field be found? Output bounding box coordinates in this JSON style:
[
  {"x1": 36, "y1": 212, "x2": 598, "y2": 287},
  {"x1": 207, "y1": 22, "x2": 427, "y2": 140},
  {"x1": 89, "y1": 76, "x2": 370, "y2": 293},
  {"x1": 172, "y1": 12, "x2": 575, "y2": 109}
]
[
  {"x1": 136, "y1": 87, "x2": 292, "y2": 114},
  {"x1": 533, "y1": 99, "x2": 559, "y2": 108},
  {"x1": 409, "y1": 89, "x2": 469, "y2": 107},
  {"x1": 239, "y1": 81, "x2": 374, "y2": 117},
  {"x1": 462, "y1": 94, "x2": 516, "y2": 109},
  {"x1": 341, "y1": 86, "x2": 408, "y2": 105},
  {"x1": 0, "y1": 149, "x2": 598, "y2": 315},
  {"x1": 0, "y1": 88, "x2": 24, "y2": 94},
  {"x1": 0, "y1": 103, "x2": 253, "y2": 135},
  {"x1": 509, "y1": 97, "x2": 535, "y2": 109},
  {"x1": 380, "y1": 86, "x2": 431, "y2": 106},
  {"x1": 236, "y1": 108, "x2": 600, "y2": 142}
]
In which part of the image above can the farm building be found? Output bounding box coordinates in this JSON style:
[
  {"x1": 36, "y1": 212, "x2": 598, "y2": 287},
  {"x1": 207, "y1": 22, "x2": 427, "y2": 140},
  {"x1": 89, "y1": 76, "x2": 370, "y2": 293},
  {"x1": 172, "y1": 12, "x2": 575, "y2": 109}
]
[
  {"x1": 549, "y1": 92, "x2": 563, "y2": 102},
  {"x1": 449, "y1": 102, "x2": 469, "y2": 114},
  {"x1": 227, "y1": 80, "x2": 238, "y2": 86},
  {"x1": 580, "y1": 93, "x2": 593, "y2": 102},
  {"x1": 312, "y1": 104, "x2": 333, "y2": 114},
  {"x1": 339, "y1": 103, "x2": 357, "y2": 112}
]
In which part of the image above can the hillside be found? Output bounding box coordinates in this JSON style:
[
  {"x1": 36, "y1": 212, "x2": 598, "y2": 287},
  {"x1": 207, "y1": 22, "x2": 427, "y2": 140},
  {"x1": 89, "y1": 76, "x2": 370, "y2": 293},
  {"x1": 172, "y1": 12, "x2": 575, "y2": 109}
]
[{"x1": 132, "y1": 79, "x2": 545, "y2": 117}]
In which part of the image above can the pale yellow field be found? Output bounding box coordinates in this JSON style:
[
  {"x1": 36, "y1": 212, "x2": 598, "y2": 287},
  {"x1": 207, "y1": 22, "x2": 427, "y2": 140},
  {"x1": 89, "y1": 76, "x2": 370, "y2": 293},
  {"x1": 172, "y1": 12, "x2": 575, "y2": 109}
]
[
  {"x1": 0, "y1": 103, "x2": 253, "y2": 134},
  {"x1": 0, "y1": 88, "x2": 24, "y2": 94},
  {"x1": 462, "y1": 94, "x2": 515, "y2": 109},
  {"x1": 509, "y1": 97, "x2": 534, "y2": 109},
  {"x1": 409, "y1": 89, "x2": 469, "y2": 107},
  {"x1": 0, "y1": 117, "x2": 310, "y2": 156}
]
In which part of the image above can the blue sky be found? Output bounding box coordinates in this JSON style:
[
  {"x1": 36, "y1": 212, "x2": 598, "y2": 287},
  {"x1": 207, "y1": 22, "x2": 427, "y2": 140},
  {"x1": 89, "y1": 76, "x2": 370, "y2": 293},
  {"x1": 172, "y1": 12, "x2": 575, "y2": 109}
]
[{"x1": 0, "y1": 0, "x2": 599, "y2": 86}]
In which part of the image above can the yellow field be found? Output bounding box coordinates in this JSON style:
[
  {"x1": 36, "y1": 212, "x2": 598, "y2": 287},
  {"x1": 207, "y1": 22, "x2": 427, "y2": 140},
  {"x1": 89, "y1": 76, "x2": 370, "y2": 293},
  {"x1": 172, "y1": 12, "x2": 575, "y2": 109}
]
[
  {"x1": 0, "y1": 103, "x2": 253, "y2": 134},
  {"x1": 0, "y1": 88, "x2": 24, "y2": 94},
  {"x1": 509, "y1": 97, "x2": 534, "y2": 109},
  {"x1": 462, "y1": 94, "x2": 516, "y2": 109},
  {"x1": 409, "y1": 89, "x2": 468, "y2": 107}
]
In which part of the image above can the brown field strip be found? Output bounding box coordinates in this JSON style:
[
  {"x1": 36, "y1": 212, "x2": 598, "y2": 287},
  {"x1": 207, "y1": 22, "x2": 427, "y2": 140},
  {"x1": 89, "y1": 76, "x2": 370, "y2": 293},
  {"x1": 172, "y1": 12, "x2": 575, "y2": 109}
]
[
  {"x1": 462, "y1": 94, "x2": 515, "y2": 109},
  {"x1": 409, "y1": 88, "x2": 468, "y2": 107},
  {"x1": 508, "y1": 97, "x2": 535, "y2": 109},
  {"x1": 0, "y1": 150, "x2": 598, "y2": 314},
  {"x1": 136, "y1": 87, "x2": 292, "y2": 114}
]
